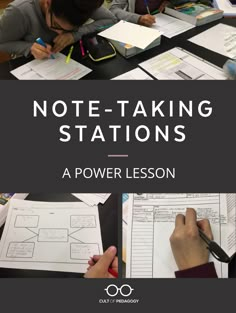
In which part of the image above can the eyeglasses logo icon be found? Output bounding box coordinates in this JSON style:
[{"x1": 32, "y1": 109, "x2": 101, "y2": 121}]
[{"x1": 104, "y1": 284, "x2": 134, "y2": 297}]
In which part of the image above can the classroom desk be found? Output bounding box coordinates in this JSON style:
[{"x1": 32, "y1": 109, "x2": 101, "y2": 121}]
[
  {"x1": 0, "y1": 18, "x2": 236, "y2": 80},
  {"x1": 0, "y1": 193, "x2": 118, "y2": 277}
]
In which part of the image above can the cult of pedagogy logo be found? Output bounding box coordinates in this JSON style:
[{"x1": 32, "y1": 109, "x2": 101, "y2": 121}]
[{"x1": 99, "y1": 284, "x2": 140, "y2": 304}]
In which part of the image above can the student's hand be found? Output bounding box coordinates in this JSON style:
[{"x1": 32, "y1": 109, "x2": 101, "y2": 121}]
[
  {"x1": 30, "y1": 43, "x2": 53, "y2": 59},
  {"x1": 170, "y1": 208, "x2": 213, "y2": 271},
  {"x1": 159, "y1": 0, "x2": 170, "y2": 13},
  {"x1": 52, "y1": 33, "x2": 75, "y2": 53},
  {"x1": 84, "y1": 246, "x2": 118, "y2": 278},
  {"x1": 138, "y1": 14, "x2": 156, "y2": 27}
]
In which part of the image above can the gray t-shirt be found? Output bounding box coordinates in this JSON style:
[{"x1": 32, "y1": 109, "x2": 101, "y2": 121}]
[{"x1": 0, "y1": 0, "x2": 117, "y2": 57}]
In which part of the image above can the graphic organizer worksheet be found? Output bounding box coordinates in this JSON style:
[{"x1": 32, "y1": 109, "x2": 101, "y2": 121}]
[
  {"x1": 0, "y1": 199, "x2": 103, "y2": 273},
  {"x1": 126, "y1": 193, "x2": 234, "y2": 278}
]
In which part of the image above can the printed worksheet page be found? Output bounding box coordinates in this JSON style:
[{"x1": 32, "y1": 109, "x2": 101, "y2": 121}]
[
  {"x1": 126, "y1": 193, "x2": 229, "y2": 278},
  {"x1": 11, "y1": 53, "x2": 92, "y2": 80},
  {"x1": 152, "y1": 13, "x2": 194, "y2": 38},
  {"x1": 139, "y1": 48, "x2": 226, "y2": 80},
  {"x1": 0, "y1": 199, "x2": 103, "y2": 273}
]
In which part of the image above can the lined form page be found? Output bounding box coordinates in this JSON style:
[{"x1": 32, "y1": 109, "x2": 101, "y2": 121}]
[
  {"x1": 126, "y1": 194, "x2": 229, "y2": 278},
  {"x1": 129, "y1": 205, "x2": 154, "y2": 277}
]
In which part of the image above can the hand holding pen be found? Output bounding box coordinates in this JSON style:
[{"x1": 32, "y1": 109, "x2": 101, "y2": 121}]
[
  {"x1": 84, "y1": 246, "x2": 118, "y2": 278},
  {"x1": 30, "y1": 38, "x2": 54, "y2": 60},
  {"x1": 170, "y1": 208, "x2": 231, "y2": 272},
  {"x1": 138, "y1": 3, "x2": 156, "y2": 27}
]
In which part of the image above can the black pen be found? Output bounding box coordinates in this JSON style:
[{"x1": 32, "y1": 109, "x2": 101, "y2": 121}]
[{"x1": 198, "y1": 227, "x2": 231, "y2": 263}]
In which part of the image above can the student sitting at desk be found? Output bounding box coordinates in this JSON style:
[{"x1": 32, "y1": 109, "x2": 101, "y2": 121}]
[
  {"x1": 109, "y1": 0, "x2": 214, "y2": 27},
  {"x1": 0, "y1": 0, "x2": 117, "y2": 59},
  {"x1": 170, "y1": 208, "x2": 218, "y2": 278},
  {"x1": 110, "y1": 0, "x2": 169, "y2": 27}
]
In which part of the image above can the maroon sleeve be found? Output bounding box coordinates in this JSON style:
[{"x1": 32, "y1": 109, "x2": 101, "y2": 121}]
[{"x1": 175, "y1": 262, "x2": 218, "y2": 278}]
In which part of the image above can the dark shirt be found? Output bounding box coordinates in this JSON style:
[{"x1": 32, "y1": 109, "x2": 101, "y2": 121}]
[
  {"x1": 175, "y1": 262, "x2": 218, "y2": 278},
  {"x1": 135, "y1": 0, "x2": 163, "y2": 14}
]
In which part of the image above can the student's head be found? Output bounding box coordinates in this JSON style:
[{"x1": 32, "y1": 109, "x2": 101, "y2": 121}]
[{"x1": 44, "y1": 0, "x2": 104, "y2": 33}]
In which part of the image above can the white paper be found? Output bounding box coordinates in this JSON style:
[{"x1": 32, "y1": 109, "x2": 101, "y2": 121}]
[
  {"x1": 0, "y1": 193, "x2": 29, "y2": 227},
  {"x1": 126, "y1": 193, "x2": 230, "y2": 278},
  {"x1": 152, "y1": 13, "x2": 195, "y2": 38},
  {"x1": 213, "y1": 0, "x2": 236, "y2": 16},
  {"x1": 189, "y1": 23, "x2": 236, "y2": 59},
  {"x1": 139, "y1": 47, "x2": 226, "y2": 80},
  {"x1": 99, "y1": 20, "x2": 162, "y2": 49},
  {"x1": 11, "y1": 53, "x2": 92, "y2": 80},
  {"x1": 112, "y1": 68, "x2": 153, "y2": 80},
  {"x1": 72, "y1": 193, "x2": 111, "y2": 206},
  {"x1": 0, "y1": 199, "x2": 103, "y2": 273}
]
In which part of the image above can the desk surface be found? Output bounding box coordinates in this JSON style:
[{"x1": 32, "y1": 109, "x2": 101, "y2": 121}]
[
  {"x1": 0, "y1": 18, "x2": 236, "y2": 80},
  {"x1": 0, "y1": 193, "x2": 118, "y2": 277}
]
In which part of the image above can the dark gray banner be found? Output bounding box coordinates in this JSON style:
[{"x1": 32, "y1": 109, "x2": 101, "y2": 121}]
[
  {"x1": 0, "y1": 81, "x2": 235, "y2": 191},
  {"x1": 0, "y1": 278, "x2": 234, "y2": 312}
]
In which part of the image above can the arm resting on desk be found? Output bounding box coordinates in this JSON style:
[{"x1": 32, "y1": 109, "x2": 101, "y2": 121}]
[
  {"x1": 175, "y1": 262, "x2": 218, "y2": 278},
  {"x1": 72, "y1": 7, "x2": 118, "y2": 42},
  {"x1": 110, "y1": 0, "x2": 141, "y2": 24},
  {"x1": 0, "y1": 6, "x2": 32, "y2": 57}
]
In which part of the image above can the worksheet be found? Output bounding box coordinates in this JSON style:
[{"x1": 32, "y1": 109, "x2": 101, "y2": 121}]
[
  {"x1": 11, "y1": 53, "x2": 92, "y2": 80},
  {"x1": 188, "y1": 23, "x2": 236, "y2": 59},
  {"x1": 72, "y1": 193, "x2": 111, "y2": 206},
  {"x1": 0, "y1": 199, "x2": 103, "y2": 273},
  {"x1": 126, "y1": 193, "x2": 230, "y2": 278},
  {"x1": 112, "y1": 68, "x2": 153, "y2": 80},
  {"x1": 99, "y1": 20, "x2": 162, "y2": 49},
  {"x1": 152, "y1": 13, "x2": 195, "y2": 38},
  {"x1": 139, "y1": 47, "x2": 226, "y2": 80}
]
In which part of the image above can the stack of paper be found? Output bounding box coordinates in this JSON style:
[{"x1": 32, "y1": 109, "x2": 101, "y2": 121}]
[
  {"x1": 0, "y1": 199, "x2": 103, "y2": 273},
  {"x1": 11, "y1": 53, "x2": 92, "y2": 80},
  {"x1": 72, "y1": 193, "x2": 111, "y2": 206},
  {"x1": 99, "y1": 20, "x2": 162, "y2": 49}
]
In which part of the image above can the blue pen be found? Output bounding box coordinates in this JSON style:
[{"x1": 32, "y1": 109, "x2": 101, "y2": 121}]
[
  {"x1": 36, "y1": 37, "x2": 55, "y2": 59},
  {"x1": 144, "y1": 0, "x2": 151, "y2": 14}
]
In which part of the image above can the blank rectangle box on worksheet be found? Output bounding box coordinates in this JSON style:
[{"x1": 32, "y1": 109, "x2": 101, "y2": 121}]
[
  {"x1": 71, "y1": 243, "x2": 100, "y2": 260},
  {"x1": 38, "y1": 229, "x2": 68, "y2": 242},
  {"x1": 7, "y1": 242, "x2": 35, "y2": 258},
  {"x1": 70, "y1": 215, "x2": 96, "y2": 228},
  {"x1": 15, "y1": 215, "x2": 39, "y2": 228}
]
